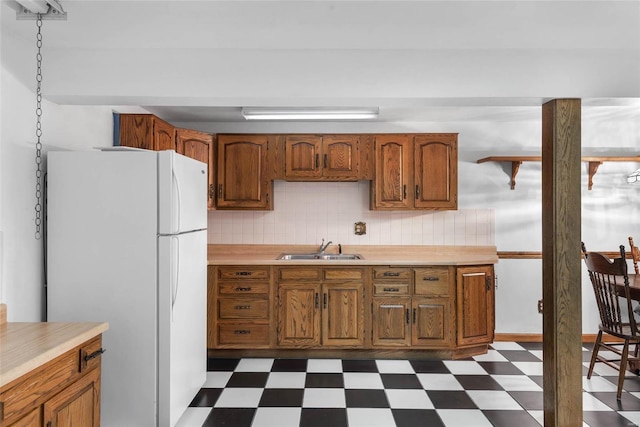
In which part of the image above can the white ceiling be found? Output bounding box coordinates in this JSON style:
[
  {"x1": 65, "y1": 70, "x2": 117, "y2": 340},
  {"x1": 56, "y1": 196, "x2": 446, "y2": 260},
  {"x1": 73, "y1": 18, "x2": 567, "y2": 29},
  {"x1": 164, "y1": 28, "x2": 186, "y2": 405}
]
[{"x1": 2, "y1": 0, "x2": 640, "y2": 122}]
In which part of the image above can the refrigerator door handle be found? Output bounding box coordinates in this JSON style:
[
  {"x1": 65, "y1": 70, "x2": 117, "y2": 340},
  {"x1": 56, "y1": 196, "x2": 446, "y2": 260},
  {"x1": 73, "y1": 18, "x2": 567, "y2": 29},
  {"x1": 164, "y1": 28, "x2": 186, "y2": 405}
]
[
  {"x1": 172, "y1": 169, "x2": 182, "y2": 233},
  {"x1": 171, "y1": 236, "x2": 180, "y2": 320}
]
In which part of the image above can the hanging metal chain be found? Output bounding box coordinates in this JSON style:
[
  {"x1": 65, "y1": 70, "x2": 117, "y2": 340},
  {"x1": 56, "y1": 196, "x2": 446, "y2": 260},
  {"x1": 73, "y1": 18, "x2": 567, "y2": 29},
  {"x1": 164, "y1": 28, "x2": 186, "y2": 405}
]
[{"x1": 34, "y1": 14, "x2": 43, "y2": 239}]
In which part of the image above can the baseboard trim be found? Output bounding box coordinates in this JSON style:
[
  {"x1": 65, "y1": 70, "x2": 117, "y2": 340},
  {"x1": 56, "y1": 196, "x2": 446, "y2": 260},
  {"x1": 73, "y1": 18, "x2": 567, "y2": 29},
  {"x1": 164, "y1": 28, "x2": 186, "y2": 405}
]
[{"x1": 495, "y1": 333, "x2": 622, "y2": 343}]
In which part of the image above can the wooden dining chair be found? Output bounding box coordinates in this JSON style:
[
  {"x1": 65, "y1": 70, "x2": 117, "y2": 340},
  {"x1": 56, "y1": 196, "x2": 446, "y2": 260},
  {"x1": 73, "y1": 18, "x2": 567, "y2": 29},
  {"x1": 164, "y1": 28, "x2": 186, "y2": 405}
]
[
  {"x1": 582, "y1": 243, "x2": 640, "y2": 399},
  {"x1": 629, "y1": 236, "x2": 639, "y2": 275}
]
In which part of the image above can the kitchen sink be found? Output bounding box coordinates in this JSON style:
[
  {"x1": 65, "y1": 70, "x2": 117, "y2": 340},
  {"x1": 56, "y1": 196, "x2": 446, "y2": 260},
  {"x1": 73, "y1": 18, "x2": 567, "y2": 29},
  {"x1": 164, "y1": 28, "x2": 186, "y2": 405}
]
[{"x1": 277, "y1": 253, "x2": 363, "y2": 260}]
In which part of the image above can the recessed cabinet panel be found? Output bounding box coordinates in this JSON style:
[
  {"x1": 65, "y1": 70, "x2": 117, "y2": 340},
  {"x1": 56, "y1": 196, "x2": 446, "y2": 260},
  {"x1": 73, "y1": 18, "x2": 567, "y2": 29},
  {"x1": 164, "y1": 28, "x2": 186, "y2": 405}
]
[
  {"x1": 372, "y1": 135, "x2": 412, "y2": 210},
  {"x1": 322, "y1": 135, "x2": 359, "y2": 179},
  {"x1": 322, "y1": 283, "x2": 364, "y2": 346},
  {"x1": 414, "y1": 135, "x2": 458, "y2": 209},
  {"x1": 412, "y1": 298, "x2": 452, "y2": 347},
  {"x1": 372, "y1": 297, "x2": 411, "y2": 346},
  {"x1": 277, "y1": 284, "x2": 321, "y2": 346},
  {"x1": 285, "y1": 136, "x2": 323, "y2": 179},
  {"x1": 457, "y1": 266, "x2": 495, "y2": 346},
  {"x1": 217, "y1": 135, "x2": 271, "y2": 210}
]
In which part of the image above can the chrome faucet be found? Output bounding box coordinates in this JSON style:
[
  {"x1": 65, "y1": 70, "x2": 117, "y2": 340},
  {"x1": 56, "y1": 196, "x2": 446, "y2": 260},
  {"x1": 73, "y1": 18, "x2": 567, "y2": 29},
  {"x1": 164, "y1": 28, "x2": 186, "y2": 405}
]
[{"x1": 318, "y1": 238, "x2": 333, "y2": 254}]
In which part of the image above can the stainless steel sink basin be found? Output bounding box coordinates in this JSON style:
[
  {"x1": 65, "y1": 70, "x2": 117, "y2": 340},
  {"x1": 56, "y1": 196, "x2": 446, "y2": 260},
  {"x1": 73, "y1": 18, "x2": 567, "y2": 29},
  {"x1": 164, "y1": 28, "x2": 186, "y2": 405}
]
[{"x1": 277, "y1": 253, "x2": 363, "y2": 260}]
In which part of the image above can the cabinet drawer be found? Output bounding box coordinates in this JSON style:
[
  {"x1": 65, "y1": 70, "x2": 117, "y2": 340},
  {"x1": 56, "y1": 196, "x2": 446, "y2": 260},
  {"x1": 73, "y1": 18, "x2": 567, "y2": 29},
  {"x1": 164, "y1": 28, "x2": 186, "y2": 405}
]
[
  {"x1": 373, "y1": 283, "x2": 410, "y2": 295},
  {"x1": 218, "y1": 298, "x2": 269, "y2": 319},
  {"x1": 372, "y1": 268, "x2": 411, "y2": 281},
  {"x1": 414, "y1": 267, "x2": 450, "y2": 296},
  {"x1": 218, "y1": 283, "x2": 269, "y2": 295},
  {"x1": 323, "y1": 268, "x2": 364, "y2": 281},
  {"x1": 79, "y1": 335, "x2": 104, "y2": 373},
  {"x1": 218, "y1": 323, "x2": 270, "y2": 345},
  {"x1": 277, "y1": 267, "x2": 322, "y2": 281},
  {"x1": 217, "y1": 266, "x2": 270, "y2": 281}
]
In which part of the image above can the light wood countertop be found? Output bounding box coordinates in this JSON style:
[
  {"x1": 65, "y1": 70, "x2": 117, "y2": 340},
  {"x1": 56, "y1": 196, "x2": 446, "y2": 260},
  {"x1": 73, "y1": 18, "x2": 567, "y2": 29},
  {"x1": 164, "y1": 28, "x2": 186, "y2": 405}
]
[
  {"x1": 208, "y1": 244, "x2": 498, "y2": 266},
  {"x1": 0, "y1": 321, "x2": 109, "y2": 388}
]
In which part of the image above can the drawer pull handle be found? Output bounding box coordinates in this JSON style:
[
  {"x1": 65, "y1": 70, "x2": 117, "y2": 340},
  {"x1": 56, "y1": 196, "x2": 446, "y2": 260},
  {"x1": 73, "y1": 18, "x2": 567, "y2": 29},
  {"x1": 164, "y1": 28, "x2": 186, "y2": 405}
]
[
  {"x1": 235, "y1": 271, "x2": 253, "y2": 276},
  {"x1": 235, "y1": 287, "x2": 252, "y2": 291},
  {"x1": 422, "y1": 276, "x2": 440, "y2": 281},
  {"x1": 383, "y1": 272, "x2": 400, "y2": 277},
  {"x1": 235, "y1": 305, "x2": 251, "y2": 310},
  {"x1": 406, "y1": 308, "x2": 410, "y2": 324},
  {"x1": 84, "y1": 348, "x2": 106, "y2": 362},
  {"x1": 383, "y1": 287, "x2": 400, "y2": 292},
  {"x1": 234, "y1": 330, "x2": 251, "y2": 334}
]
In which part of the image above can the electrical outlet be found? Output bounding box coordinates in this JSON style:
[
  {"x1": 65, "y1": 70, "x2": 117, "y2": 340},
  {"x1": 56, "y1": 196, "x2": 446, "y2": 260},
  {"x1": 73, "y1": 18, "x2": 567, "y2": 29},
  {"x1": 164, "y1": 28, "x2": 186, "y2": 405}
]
[{"x1": 354, "y1": 222, "x2": 366, "y2": 235}]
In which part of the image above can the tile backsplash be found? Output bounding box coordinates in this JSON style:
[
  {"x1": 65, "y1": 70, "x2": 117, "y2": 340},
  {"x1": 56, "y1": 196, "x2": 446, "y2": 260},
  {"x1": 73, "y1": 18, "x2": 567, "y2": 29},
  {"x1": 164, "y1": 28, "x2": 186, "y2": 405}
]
[{"x1": 207, "y1": 181, "x2": 495, "y2": 246}]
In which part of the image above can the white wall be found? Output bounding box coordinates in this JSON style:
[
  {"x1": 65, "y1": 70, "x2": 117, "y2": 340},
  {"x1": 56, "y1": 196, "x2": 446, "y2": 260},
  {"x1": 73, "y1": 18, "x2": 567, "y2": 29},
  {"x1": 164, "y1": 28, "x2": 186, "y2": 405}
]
[{"x1": 1, "y1": 50, "x2": 119, "y2": 320}]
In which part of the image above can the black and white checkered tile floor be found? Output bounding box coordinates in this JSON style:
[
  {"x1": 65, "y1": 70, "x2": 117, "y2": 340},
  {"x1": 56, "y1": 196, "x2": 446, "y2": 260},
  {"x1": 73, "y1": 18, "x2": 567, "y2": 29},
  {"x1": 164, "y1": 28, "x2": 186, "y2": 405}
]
[{"x1": 177, "y1": 342, "x2": 640, "y2": 426}]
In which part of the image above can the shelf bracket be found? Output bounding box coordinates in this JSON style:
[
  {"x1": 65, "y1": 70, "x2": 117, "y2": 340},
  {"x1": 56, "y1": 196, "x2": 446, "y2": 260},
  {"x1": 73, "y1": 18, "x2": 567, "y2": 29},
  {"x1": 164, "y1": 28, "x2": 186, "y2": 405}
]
[
  {"x1": 510, "y1": 161, "x2": 522, "y2": 190},
  {"x1": 587, "y1": 161, "x2": 602, "y2": 191}
]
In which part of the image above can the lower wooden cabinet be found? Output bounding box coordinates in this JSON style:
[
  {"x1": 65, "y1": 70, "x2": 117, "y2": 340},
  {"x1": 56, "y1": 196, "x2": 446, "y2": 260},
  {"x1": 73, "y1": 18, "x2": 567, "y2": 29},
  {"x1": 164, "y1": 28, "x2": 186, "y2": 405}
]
[
  {"x1": 209, "y1": 265, "x2": 273, "y2": 348},
  {"x1": 457, "y1": 265, "x2": 495, "y2": 346},
  {"x1": 0, "y1": 336, "x2": 103, "y2": 427},
  {"x1": 208, "y1": 263, "x2": 494, "y2": 355},
  {"x1": 275, "y1": 268, "x2": 365, "y2": 348}
]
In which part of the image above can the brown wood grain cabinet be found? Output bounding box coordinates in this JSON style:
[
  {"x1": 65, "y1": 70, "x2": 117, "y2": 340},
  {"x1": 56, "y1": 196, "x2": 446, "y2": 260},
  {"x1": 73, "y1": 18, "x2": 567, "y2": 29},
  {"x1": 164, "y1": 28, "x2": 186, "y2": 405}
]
[
  {"x1": 275, "y1": 267, "x2": 365, "y2": 348},
  {"x1": 208, "y1": 263, "x2": 494, "y2": 357},
  {"x1": 372, "y1": 266, "x2": 453, "y2": 348},
  {"x1": 209, "y1": 265, "x2": 273, "y2": 348},
  {"x1": 285, "y1": 135, "x2": 360, "y2": 180},
  {"x1": 176, "y1": 128, "x2": 216, "y2": 210},
  {"x1": 217, "y1": 134, "x2": 273, "y2": 210},
  {"x1": 0, "y1": 336, "x2": 102, "y2": 427},
  {"x1": 371, "y1": 133, "x2": 458, "y2": 210},
  {"x1": 456, "y1": 265, "x2": 495, "y2": 346},
  {"x1": 119, "y1": 113, "x2": 176, "y2": 151}
]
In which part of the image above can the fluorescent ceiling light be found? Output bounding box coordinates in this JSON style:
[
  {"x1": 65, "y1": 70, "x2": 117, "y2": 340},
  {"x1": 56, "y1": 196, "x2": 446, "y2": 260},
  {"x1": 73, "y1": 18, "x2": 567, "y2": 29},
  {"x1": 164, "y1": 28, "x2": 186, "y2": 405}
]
[{"x1": 242, "y1": 107, "x2": 379, "y2": 121}]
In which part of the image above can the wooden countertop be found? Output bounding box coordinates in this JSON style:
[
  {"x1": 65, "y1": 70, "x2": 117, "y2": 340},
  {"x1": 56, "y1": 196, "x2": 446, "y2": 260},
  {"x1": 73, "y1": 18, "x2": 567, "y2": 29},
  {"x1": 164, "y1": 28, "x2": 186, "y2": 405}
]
[
  {"x1": 208, "y1": 244, "x2": 498, "y2": 266},
  {"x1": 0, "y1": 321, "x2": 109, "y2": 388}
]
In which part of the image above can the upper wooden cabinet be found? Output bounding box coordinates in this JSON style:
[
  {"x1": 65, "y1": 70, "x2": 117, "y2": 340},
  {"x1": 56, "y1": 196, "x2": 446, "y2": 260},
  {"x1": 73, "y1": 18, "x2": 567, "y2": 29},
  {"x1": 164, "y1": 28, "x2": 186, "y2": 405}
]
[
  {"x1": 118, "y1": 114, "x2": 176, "y2": 151},
  {"x1": 414, "y1": 134, "x2": 458, "y2": 209},
  {"x1": 371, "y1": 133, "x2": 458, "y2": 210},
  {"x1": 176, "y1": 128, "x2": 216, "y2": 209},
  {"x1": 285, "y1": 135, "x2": 360, "y2": 180},
  {"x1": 217, "y1": 134, "x2": 273, "y2": 210}
]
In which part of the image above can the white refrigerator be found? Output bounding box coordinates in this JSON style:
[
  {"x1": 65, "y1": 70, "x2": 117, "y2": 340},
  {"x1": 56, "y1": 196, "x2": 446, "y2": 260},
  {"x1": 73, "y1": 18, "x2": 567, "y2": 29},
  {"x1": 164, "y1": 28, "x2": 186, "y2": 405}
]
[{"x1": 47, "y1": 148, "x2": 207, "y2": 427}]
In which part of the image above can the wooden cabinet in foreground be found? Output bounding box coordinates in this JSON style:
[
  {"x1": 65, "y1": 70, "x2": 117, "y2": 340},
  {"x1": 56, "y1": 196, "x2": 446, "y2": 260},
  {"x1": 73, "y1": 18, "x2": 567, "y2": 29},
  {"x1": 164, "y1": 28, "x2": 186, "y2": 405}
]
[
  {"x1": 371, "y1": 134, "x2": 458, "y2": 210},
  {"x1": 217, "y1": 134, "x2": 273, "y2": 210},
  {"x1": 0, "y1": 335, "x2": 103, "y2": 427},
  {"x1": 285, "y1": 135, "x2": 360, "y2": 180}
]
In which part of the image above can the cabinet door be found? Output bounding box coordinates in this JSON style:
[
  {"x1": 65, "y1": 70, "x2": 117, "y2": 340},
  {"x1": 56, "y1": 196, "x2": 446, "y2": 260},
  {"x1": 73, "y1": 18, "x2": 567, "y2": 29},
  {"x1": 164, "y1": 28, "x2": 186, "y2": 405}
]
[
  {"x1": 322, "y1": 135, "x2": 359, "y2": 179},
  {"x1": 412, "y1": 298, "x2": 452, "y2": 347},
  {"x1": 119, "y1": 114, "x2": 175, "y2": 151},
  {"x1": 176, "y1": 128, "x2": 215, "y2": 209},
  {"x1": 154, "y1": 117, "x2": 176, "y2": 151},
  {"x1": 217, "y1": 135, "x2": 271, "y2": 209},
  {"x1": 413, "y1": 134, "x2": 457, "y2": 209},
  {"x1": 285, "y1": 135, "x2": 323, "y2": 179},
  {"x1": 322, "y1": 283, "x2": 364, "y2": 346},
  {"x1": 372, "y1": 297, "x2": 411, "y2": 346},
  {"x1": 371, "y1": 135, "x2": 412, "y2": 209},
  {"x1": 43, "y1": 367, "x2": 100, "y2": 427},
  {"x1": 277, "y1": 283, "x2": 321, "y2": 347},
  {"x1": 456, "y1": 266, "x2": 495, "y2": 346}
]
